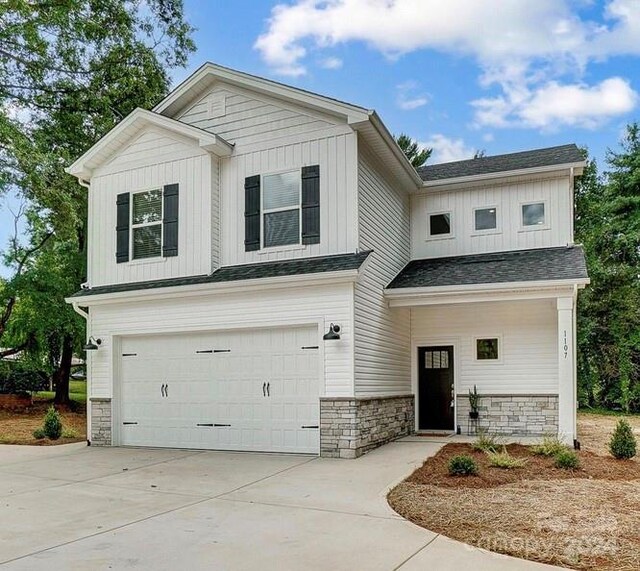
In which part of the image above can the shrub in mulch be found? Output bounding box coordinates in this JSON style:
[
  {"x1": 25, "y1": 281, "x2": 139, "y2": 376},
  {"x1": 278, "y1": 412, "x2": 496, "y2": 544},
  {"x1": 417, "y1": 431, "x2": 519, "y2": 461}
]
[{"x1": 609, "y1": 419, "x2": 637, "y2": 460}]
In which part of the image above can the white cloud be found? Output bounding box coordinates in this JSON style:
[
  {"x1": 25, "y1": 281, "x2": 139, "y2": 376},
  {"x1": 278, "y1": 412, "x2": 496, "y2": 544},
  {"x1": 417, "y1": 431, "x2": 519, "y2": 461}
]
[
  {"x1": 319, "y1": 56, "x2": 343, "y2": 69},
  {"x1": 421, "y1": 134, "x2": 474, "y2": 163},
  {"x1": 254, "y1": 0, "x2": 640, "y2": 128},
  {"x1": 396, "y1": 81, "x2": 429, "y2": 110},
  {"x1": 482, "y1": 133, "x2": 495, "y2": 142},
  {"x1": 473, "y1": 77, "x2": 638, "y2": 130}
]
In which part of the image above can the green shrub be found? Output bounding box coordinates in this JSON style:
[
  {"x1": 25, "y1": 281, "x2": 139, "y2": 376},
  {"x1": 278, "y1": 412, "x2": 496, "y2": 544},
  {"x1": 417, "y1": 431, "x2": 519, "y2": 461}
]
[
  {"x1": 471, "y1": 429, "x2": 500, "y2": 453},
  {"x1": 32, "y1": 427, "x2": 46, "y2": 440},
  {"x1": 61, "y1": 427, "x2": 78, "y2": 439},
  {"x1": 554, "y1": 449, "x2": 580, "y2": 470},
  {"x1": 487, "y1": 446, "x2": 527, "y2": 469},
  {"x1": 448, "y1": 454, "x2": 478, "y2": 476},
  {"x1": 42, "y1": 406, "x2": 63, "y2": 440},
  {"x1": 532, "y1": 435, "x2": 567, "y2": 457},
  {"x1": 608, "y1": 418, "x2": 637, "y2": 460}
]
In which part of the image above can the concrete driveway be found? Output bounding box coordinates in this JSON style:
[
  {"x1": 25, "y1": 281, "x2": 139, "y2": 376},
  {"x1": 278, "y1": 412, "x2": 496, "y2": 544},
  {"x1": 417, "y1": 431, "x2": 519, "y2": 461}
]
[{"x1": 0, "y1": 440, "x2": 557, "y2": 570}]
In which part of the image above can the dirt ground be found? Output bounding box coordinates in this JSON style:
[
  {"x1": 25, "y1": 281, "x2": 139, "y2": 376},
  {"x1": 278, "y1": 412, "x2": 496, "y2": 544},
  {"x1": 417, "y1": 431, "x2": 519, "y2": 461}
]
[
  {"x1": 0, "y1": 400, "x2": 86, "y2": 445},
  {"x1": 388, "y1": 412, "x2": 640, "y2": 571}
]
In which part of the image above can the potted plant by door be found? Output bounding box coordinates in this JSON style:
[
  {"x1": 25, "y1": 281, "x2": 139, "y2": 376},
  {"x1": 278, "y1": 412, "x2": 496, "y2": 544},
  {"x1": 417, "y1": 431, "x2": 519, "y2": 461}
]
[{"x1": 468, "y1": 385, "x2": 480, "y2": 419}]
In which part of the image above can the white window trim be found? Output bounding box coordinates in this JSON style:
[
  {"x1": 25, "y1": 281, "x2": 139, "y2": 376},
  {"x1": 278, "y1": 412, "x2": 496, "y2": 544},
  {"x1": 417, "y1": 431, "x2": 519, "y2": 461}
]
[
  {"x1": 473, "y1": 335, "x2": 503, "y2": 364},
  {"x1": 130, "y1": 188, "x2": 164, "y2": 261},
  {"x1": 260, "y1": 168, "x2": 303, "y2": 250},
  {"x1": 519, "y1": 200, "x2": 549, "y2": 232},
  {"x1": 471, "y1": 205, "x2": 501, "y2": 236},
  {"x1": 426, "y1": 210, "x2": 455, "y2": 240}
]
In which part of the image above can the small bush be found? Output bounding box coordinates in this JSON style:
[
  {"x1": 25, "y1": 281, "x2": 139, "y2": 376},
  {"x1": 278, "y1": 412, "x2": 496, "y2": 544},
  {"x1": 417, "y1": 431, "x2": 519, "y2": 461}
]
[
  {"x1": 32, "y1": 428, "x2": 46, "y2": 440},
  {"x1": 554, "y1": 449, "x2": 580, "y2": 470},
  {"x1": 42, "y1": 406, "x2": 63, "y2": 440},
  {"x1": 487, "y1": 446, "x2": 527, "y2": 469},
  {"x1": 608, "y1": 418, "x2": 637, "y2": 460},
  {"x1": 532, "y1": 435, "x2": 567, "y2": 457},
  {"x1": 448, "y1": 454, "x2": 478, "y2": 476},
  {"x1": 472, "y1": 429, "x2": 500, "y2": 453},
  {"x1": 61, "y1": 427, "x2": 78, "y2": 439}
]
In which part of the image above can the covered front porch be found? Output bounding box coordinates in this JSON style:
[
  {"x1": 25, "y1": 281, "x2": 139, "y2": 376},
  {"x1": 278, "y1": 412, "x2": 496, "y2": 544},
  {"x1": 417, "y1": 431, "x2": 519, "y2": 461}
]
[{"x1": 384, "y1": 247, "x2": 589, "y2": 443}]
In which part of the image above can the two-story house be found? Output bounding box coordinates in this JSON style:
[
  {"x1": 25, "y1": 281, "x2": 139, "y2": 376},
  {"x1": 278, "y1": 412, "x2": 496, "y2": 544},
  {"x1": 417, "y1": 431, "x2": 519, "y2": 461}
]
[{"x1": 65, "y1": 63, "x2": 588, "y2": 458}]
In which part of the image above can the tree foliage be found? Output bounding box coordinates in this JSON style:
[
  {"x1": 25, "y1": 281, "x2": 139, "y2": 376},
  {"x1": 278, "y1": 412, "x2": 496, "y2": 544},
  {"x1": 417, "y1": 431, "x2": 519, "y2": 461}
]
[
  {"x1": 0, "y1": 1, "x2": 194, "y2": 403},
  {"x1": 576, "y1": 125, "x2": 640, "y2": 412},
  {"x1": 395, "y1": 133, "x2": 432, "y2": 168}
]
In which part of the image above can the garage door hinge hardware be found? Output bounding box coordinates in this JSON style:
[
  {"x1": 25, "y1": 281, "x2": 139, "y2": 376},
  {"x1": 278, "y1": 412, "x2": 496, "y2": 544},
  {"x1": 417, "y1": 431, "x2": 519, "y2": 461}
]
[
  {"x1": 123, "y1": 421, "x2": 138, "y2": 425},
  {"x1": 301, "y1": 346, "x2": 319, "y2": 350},
  {"x1": 301, "y1": 425, "x2": 319, "y2": 429},
  {"x1": 213, "y1": 349, "x2": 231, "y2": 353},
  {"x1": 122, "y1": 353, "x2": 137, "y2": 357},
  {"x1": 196, "y1": 423, "x2": 214, "y2": 427},
  {"x1": 214, "y1": 423, "x2": 231, "y2": 427},
  {"x1": 196, "y1": 350, "x2": 213, "y2": 354}
]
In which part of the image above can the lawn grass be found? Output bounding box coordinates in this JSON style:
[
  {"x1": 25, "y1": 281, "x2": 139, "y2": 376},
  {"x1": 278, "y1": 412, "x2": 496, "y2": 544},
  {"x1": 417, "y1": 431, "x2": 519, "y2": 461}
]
[{"x1": 35, "y1": 379, "x2": 87, "y2": 404}]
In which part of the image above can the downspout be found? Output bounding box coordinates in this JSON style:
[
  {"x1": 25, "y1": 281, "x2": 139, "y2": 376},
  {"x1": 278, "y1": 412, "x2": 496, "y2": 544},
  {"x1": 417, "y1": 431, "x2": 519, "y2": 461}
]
[{"x1": 71, "y1": 301, "x2": 91, "y2": 445}]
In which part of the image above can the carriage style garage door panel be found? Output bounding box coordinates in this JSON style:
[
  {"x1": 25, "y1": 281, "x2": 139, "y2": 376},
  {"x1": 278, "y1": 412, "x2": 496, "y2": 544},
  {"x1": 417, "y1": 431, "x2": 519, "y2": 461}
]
[{"x1": 118, "y1": 326, "x2": 320, "y2": 454}]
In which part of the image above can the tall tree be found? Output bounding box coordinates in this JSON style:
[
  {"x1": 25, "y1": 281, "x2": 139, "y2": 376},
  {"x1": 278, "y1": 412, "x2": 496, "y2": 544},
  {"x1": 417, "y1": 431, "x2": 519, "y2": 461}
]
[
  {"x1": 395, "y1": 133, "x2": 432, "y2": 168},
  {"x1": 575, "y1": 127, "x2": 640, "y2": 412},
  {"x1": 0, "y1": 1, "x2": 195, "y2": 404}
]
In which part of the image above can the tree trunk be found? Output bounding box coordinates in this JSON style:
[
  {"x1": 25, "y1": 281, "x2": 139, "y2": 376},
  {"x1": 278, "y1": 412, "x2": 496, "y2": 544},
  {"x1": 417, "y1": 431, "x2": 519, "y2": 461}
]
[{"x1": 53, "y1": 335, "x2": 73, "y2": 405}]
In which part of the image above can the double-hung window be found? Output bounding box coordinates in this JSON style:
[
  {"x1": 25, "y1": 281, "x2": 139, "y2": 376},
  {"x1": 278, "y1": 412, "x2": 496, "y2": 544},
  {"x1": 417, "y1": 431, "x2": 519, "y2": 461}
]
[
  {"x1": 131, "y1": 189, "x2": 163, "y2": 259},
  {"x1": 262, "y1": 171, "x2": 301, "y2": 248}
]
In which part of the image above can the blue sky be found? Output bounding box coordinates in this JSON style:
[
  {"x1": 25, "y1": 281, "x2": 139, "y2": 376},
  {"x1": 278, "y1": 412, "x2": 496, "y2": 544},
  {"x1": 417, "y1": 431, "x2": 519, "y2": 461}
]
[{"x1": 2, "y1": 0, "x2": 640, "y2": 274}]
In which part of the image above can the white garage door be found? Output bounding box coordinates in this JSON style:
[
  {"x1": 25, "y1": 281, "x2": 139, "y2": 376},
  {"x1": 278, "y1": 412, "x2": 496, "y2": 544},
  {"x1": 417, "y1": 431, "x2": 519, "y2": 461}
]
[{"x1": 118, "y1": 326, "x2": 320, "y2": 454}]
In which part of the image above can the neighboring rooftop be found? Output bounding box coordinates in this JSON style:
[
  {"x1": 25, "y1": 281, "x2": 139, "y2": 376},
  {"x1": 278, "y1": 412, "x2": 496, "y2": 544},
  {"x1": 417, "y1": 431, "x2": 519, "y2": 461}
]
[
  {"x1": 417, "y1": 144, "x2": 585, "y2": 182},
  {"x1": 386, "y1": 246, "x2": 588, "y2": 290},
  {"x1": 70, "y1": 251, "x2": 371, "y2": 298}
]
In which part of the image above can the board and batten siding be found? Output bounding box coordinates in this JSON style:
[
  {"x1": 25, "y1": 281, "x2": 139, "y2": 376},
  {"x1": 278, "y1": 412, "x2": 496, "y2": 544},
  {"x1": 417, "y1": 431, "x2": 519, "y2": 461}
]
[
  {"x1": 411, "y1": 299, "x2": 559, "y2": 394},
  {"x1": 178, "y1": 83, "x2": 337, "y2": 149},
  {"x1": 219, "y1": 130, "x2": 359, "y2": 266},
  {"x1": 411, "y1": 174, "x2": 573, "y2": 259},
  {"x1": 354, "y1": 146, "x2": 412, "y2": 396},
  {"x1": 88, "y1": 126, "x2": 217, "y2": 287},
  {"x1": 87, "y1": 282, "x2": 355, "y2": 399}
]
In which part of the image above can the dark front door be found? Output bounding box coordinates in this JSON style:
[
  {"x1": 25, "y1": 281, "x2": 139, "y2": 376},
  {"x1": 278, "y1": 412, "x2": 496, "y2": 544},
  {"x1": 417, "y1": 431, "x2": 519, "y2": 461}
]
[{"x1": 418, "y1": 346, "x2": 454, "y2": 431}]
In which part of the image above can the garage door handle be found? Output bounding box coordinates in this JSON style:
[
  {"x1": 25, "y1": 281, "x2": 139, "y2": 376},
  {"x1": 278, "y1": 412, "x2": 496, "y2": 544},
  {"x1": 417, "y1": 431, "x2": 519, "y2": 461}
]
[
  {"x1": 214, "y1": 423, "x2": 231, "y2": 427},
  {"x1": 123, "y1": 421, "x2": 138, "y2": 425},
  {"x1": 197, "y1": 423, "x2": 214, "y2": 427},
  {"x1": 266, "y1": 382, "x2": 270, "y2": 397},
  {"x1": 262, "y1": 382, "x2": 266, "y2": 397},
  {"x1": 301, "y1": 425, "x2": 319, "y2": 429}
]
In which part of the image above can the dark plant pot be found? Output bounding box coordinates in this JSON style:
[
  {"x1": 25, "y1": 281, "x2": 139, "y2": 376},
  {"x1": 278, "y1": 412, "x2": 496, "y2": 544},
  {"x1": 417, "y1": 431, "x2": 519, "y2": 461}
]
[{"x1": 469, "y1": 411, "x2": 479, "y2": 419}]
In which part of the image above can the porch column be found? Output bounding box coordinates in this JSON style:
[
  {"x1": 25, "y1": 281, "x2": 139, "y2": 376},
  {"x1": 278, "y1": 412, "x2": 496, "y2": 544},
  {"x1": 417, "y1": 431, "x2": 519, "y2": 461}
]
[{"x1": 557, "y1": 296, "x2": 576, "y2": 443}]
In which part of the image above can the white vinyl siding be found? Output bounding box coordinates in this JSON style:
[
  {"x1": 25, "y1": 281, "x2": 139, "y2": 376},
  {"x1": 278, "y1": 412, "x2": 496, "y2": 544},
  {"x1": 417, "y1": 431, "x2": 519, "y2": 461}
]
[
  {"x1": 86, "y1": 282, "x2": 355, "y2": 400},
  {"x1": 411, "y1": 299, "x2": 558, "y2": 394},
  {"x1": 220, "y1": 131, "x2": 358, "y2": 265},
  {"x1": 178, "y1": 83, "x2": 336, "y2": 149},
  {"x1": 88, "y1": 126, "x2": 216, "y2": 287},
  {"x1": 411, "y1": 174, "x2": 573, "y2": 259},
  {"x1": 354, "y1": 145, "x2": 411, "y2": 396}
]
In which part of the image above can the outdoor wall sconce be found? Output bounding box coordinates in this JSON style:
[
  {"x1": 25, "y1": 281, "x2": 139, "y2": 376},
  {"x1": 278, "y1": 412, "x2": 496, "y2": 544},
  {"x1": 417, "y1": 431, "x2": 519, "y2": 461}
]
[
  {"x1": 83, "y1": 337, "x2": 102, "y2": 351},
  {"x1": 323, "y1": 323, "x2": 341, "y2": 341}
]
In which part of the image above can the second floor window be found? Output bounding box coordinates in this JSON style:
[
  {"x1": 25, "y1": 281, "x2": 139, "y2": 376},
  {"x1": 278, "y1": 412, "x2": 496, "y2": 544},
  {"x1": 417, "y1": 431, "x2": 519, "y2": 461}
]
[
  {"x1": 429, "y1": 212, "x2": 452, "y2": 237},
  {"x1": 263, "y1": 171, "x2": 301, "y2": 248},
  {"x1": 474, "y1": 207, "x2": 497, "y2": 231},
  {"x1": 132, "y1": 189, "x2": 163, "y2": 259},
  {"x1": 522, "y1": 202, "x2": 546, "y2": 227}
]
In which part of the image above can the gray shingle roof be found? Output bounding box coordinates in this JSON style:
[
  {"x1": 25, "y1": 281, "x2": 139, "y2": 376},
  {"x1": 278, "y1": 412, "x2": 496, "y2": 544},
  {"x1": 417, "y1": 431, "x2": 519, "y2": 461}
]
[
  {"x1": 386, "y1": 246, "x2": 588, "y2": 289},
  {"x1": 417, "y1": 144, "x2": 584, "y2": 182},
  {"x1": 71, "y1": 251, "x2": 371, "y2": 298}
]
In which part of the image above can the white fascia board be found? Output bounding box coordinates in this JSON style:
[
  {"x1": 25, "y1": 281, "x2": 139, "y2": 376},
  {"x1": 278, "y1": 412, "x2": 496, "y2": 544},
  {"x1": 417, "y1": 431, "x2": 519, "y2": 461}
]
[
  {"x1": 154, "y1": 62, "x2": 370, "y2": 123},
  {"x1": 65, "y1": 108, "x2": 233, "y2": 180},
  {"x1": 384, "y1": 278, "x2": 589, "y2": 307},
  {"x1": 421, "y1": 162, "x2": 586, "y2": 190},
  {"x1": 64, "y1": 268, "x2": 360, "y2": 307}
]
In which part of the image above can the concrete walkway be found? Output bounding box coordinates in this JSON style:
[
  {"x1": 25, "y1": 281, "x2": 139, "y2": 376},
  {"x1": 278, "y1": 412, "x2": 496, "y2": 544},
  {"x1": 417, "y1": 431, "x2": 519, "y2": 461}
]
[{"x1": 0, "y1": 440, "x2": 558, "y2": 570}]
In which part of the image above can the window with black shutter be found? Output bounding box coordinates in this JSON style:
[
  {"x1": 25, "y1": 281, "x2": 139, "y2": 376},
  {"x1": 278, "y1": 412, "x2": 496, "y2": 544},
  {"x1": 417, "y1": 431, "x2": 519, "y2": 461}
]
[
  {"x1": 244, "y1": 175, "x2": 261, "y2": 251},
  {"x1": 301, "y1": 165, "x2": 320, "y2": 244}
]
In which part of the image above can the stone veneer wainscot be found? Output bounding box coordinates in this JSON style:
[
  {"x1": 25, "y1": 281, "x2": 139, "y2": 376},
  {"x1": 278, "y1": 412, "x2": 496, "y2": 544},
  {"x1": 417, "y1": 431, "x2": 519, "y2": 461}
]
[{"x1": 90, "y1": 398, "x2": 112, "y2": 446}]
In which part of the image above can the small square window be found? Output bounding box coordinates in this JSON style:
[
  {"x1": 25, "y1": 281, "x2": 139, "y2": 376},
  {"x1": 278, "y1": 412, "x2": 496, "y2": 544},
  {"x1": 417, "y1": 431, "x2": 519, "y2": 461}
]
[
  {"x1": 474, "y1": 207, "x2": 497, "y2": 231},
  {"x1": 429, "y1": 213, "x2": 451, "y2": 236},
  {"x1": 476, "y1": 338, "x2": 499, "y2": 360},
  {"x1": 522, "y1": 202, "x2": 545, "y2": 227}
]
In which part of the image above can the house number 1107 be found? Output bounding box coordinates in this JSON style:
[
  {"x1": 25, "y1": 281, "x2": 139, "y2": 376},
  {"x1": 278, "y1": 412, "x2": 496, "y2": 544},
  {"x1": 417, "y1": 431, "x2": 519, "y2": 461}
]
[{"x1": 562, "y1": 330, "x2": 568, "y2": 359}]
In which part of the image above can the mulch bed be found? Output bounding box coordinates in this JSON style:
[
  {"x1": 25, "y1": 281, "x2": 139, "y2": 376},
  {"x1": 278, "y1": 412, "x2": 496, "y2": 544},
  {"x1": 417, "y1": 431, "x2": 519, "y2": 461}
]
[
  {"x1": 388, "y1": 442, "x2": 640, "y2": 571},
  {"x1": 0, "y1": 399, "x2": 86, "y2": 445}
]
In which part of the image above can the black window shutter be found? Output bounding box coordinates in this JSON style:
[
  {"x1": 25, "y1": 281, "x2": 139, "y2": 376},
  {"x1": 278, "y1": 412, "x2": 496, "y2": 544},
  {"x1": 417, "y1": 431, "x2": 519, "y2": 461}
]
[
  {"x1": 244, "y1": 175, "x2": 261, "y2": 252},
  {"x1": 162, "y1": 183, "x2": 179, "y2": 257},
  {"x1": 116, "y1": 192, "x2": 130, "y2": 263},
  {"x1": 301, "y1": 165, "x2": 320, "y2": 245}
]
